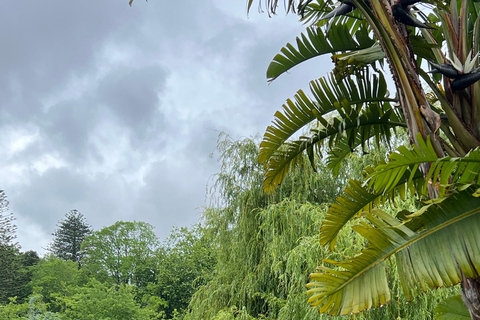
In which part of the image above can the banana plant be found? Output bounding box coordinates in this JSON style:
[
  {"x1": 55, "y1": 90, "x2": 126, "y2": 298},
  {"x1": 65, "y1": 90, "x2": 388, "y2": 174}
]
[{"x1": 249, "y1": 0, "x2": 480, "y2": 318}]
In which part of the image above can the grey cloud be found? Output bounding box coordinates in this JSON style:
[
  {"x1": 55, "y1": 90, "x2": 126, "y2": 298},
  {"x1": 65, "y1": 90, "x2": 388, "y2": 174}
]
[
  {"x1": 134, "y1": 125, "x2": 220, "y2": 238},
  {"x1": 0, "y1": 1, "x2": 143, "y2": 123},
  {"x1": 10, "y1": 166, "x2": 133, "y2": 237},
  {"x1": 95, "y1": 65, "x2": 168, "y2": 140},
  {"x1": 1, "y1": 1, "x2": 335, "y2": 255},
  {"x1": 41, "y1": 99, "x2": 99, "y2": 163},
  {"x1": 9, "y1": 168, "x2": 91, "y2": 234},
  {"x1": 29, "y1": 63, "x2": 168, "y2": 164}
]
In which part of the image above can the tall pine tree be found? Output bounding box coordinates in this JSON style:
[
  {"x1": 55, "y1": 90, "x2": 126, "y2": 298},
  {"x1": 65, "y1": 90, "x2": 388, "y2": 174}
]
[
  {"x1": 0, "y1": 190, "x2": 16, "y2": 246},
  {"x1": 48, "y1": 210, "x2": 92, "y2": 267},
  {"x1": 0, "y1": 190, "x2": 24, "y2": 303}
]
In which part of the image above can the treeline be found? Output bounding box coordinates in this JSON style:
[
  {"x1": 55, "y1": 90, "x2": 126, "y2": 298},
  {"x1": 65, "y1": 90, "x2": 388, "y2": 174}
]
[
  {"x1": 0, "y1": 135, "x2": 459, "y2": 319},
  {"x1": 0, "y1": 206, "x2": 214, "y2": 319}
]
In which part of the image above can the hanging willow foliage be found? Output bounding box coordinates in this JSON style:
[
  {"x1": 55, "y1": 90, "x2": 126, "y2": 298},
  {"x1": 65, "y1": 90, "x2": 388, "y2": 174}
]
[{"x1": 184, "y1": 135, "x2": 458, "y2": 320}]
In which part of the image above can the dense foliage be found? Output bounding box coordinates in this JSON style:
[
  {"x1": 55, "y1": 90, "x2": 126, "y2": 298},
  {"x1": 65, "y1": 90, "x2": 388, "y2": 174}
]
[
  {"x1": 0, "y1": 212, "x2": 215, "y2": 319},
  {"x1": 5, "y1": 0, "x2": 480, "y2": 318},
  {"x1": 243, "y1": 0, "x2": 480, "y2": 318},
  {"x1": 184, "y1": 135, "x2": 458, "y2": 320},
  {"x1": 0, "y1": 135, "x2": 463, "y2": 320},
  {"x1": 0, "y1": 190, "x2": 16, "y2": 246},
  {"x1": 81, "y1": 221, "x2": 159, "y2": 287}
]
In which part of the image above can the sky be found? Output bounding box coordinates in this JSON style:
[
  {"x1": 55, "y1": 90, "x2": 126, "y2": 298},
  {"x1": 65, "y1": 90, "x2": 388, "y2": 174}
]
[{"x1": 0, "y1": 0, "x2": 332, "y2": 254}]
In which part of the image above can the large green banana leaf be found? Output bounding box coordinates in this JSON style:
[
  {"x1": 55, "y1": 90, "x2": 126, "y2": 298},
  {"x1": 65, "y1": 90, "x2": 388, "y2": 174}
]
[
  {"x1": 267, "y1": 23, "x2": 375, "y2": 81},
  {"x1": 259, "y1": 72, "x2": 398, "y2": 192},
  {"x1": 366, "y1": 134, "x2": 480, "y2": 197},
  {"x1": 320, "y1": 169, "x2": 425, "y2": 251},
  {"x1": 262, "y1": 104, "x2": 405, "y2": 193},
  {"x1": 434, "y1": 295, "x2": 470, "y2": 320},
  {"x1": 320, "y1": 135, "x2": 480, "y2": 250},
  {"x1": 307, "y1": 188, "x2": 480, "y2": 316}
]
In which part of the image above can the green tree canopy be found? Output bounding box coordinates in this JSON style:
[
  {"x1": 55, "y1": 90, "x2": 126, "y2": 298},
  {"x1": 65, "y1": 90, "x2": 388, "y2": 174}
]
[
  {"x1": 62, "y1": 279, "x2": 151, "y2": 320},
  {"x1": 81, "y1": 221, "x2": 159, "y2": 286},
  {"x1": 145, "y1": 224, "x2": 216, "y2": 319},
  {"x1": 29, "y1": 256, "x2": 86, "y2": 311},
  {"x1": 0, "y1": 191, "x2": 27, "y2": 304},
  {"x1": 0, "y1": 190, "x2": 17, "y2": 246}
]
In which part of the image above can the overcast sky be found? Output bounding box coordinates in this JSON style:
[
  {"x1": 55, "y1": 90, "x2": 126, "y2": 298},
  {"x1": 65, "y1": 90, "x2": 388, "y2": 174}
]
[{"x1": 1, "y1": 0, "x2": 331, "y2": 254}]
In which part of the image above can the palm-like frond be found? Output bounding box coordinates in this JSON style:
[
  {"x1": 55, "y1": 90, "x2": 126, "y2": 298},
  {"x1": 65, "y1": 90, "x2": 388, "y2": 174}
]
[
  {"x1": 320, "y1": 168, "x2": 425, "y2": 250},
  {"x1": 259, "y1": 72, "x2": 391, "y2": 164},
  {"x1": 259, "y1": 72, "x2": 401, "y2": 193},
  {"x1": 263, "y1": 104, "x2": 405, "y2": 193},
  {"x1": 307, "y1": 188, "x2": 480, "y2": 315},
  {"x1": 267, "y1": 23, "x2": 375, "y2": 81},
  {"x1": 366, "y1": 134, "x2": 480, "y2": 198}
]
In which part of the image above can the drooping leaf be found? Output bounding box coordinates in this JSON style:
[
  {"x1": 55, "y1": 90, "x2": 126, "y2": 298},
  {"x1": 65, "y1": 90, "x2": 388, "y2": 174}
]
[
  {"x1": 307, "y1": 188, "x2": 480, "y2": 315},
  {"x1": 259, "y1": 72, "x2": 397, "y2": 193},
  {"x1": 247, "y1": 0, "x2": 308, "y2": 15},
  {"x1": 320, "y1": 168, "x2": 425, "y2": 250},
  {"x1": 434, "y1": 295, "x2": 471, "y2": 320},
  {"x1": 262, "y1": 103, "x2": 404, "y2": 193},
  {"x1": 366, "y1": 133, "x2": 480, "y2": 197}
]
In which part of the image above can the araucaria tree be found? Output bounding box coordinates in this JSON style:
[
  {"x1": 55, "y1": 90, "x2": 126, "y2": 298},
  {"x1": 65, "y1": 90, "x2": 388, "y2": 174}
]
[
  {"x1": 0, "y1": 190, "x2": 17, "y2": 246},
  {"x1": 0, "y1": 190, "x2": 23, "y2": 303},
  {"x1": 248, "y1": 0, "x2": 480, "y2": 318},
  {"x1": 49, "y1": 210, "x2": 92, "y2": 266}
]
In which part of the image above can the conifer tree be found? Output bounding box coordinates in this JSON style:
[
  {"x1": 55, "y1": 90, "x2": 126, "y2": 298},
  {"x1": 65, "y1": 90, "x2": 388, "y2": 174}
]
[
  {"x1": 0, "y1": 190, "x2": 16, "y2": 246},
  {"x1": 0, "y1": 190, "x2": 23, "y2": 303},
  {"x1": 48, "y1": 210, "x2": 92, "y2": 267}
]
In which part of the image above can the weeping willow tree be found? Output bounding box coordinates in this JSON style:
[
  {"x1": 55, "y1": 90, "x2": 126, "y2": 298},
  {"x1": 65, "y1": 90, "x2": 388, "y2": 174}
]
[{"x1": 182, "y1": 134, "x2": 456, "y2": 320}]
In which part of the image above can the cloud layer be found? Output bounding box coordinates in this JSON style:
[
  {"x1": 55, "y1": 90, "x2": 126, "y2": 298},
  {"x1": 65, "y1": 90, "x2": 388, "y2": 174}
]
[{"x1": 0, "y1": 0, "x2": 331, "y2": 253}]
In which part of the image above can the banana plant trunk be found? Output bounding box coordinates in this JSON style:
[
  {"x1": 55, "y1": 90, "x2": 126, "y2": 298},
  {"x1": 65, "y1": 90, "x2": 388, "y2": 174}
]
[
  {"x1": 462, "y1": 276, "x2": 480, "y2": 320},
  {"x1": 351, "y1": 0, "x2": 479, "y2": 317}
]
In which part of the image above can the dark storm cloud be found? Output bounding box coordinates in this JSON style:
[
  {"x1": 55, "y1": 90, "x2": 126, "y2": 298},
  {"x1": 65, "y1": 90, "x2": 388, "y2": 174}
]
[
  {"x1": 15, "y1": 62, "x2": 168, "y2": 166},
  {"x1": 95, "y1": 65, "x2": 167, "y2": 137},
  {"x1": 41, "y1": 99, "x2": 99, "y2": 163}
]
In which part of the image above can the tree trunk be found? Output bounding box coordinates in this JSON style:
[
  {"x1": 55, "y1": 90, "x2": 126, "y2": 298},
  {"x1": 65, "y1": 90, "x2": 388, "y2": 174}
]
[{"x1": 461, "y1": 276, "x2": 480, "y2": 320}]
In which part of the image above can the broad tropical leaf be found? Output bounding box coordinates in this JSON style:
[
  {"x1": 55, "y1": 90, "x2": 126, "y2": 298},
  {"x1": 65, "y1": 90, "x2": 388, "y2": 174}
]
[
  {"x1": 262, "y1": 103, "x2": 405, "y2": 193},
  {"x1": 434, "y1": 295, "x2": 470, "y2": 320},
  {"x1": 320, "y1": 168, "x2": 425, "y2": 250},
  {"x1": 259, "y1": 71, "x2": 391, "y2": 163},
  {"x1": 259, "y1": 72, "x2": 397, "y2": 192},
  {"x1": 267, "y1": 23, "x2": 375, "y2": 81},
  {"x1": 332, "y1": 42, "x2": 386, "y2": 77},
  {"x1": 366, "y1": 134, "x2": 480, "y2": 197},
  {"x1": 307, "y1": 188, "x2": 480, "y2": 315}
]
